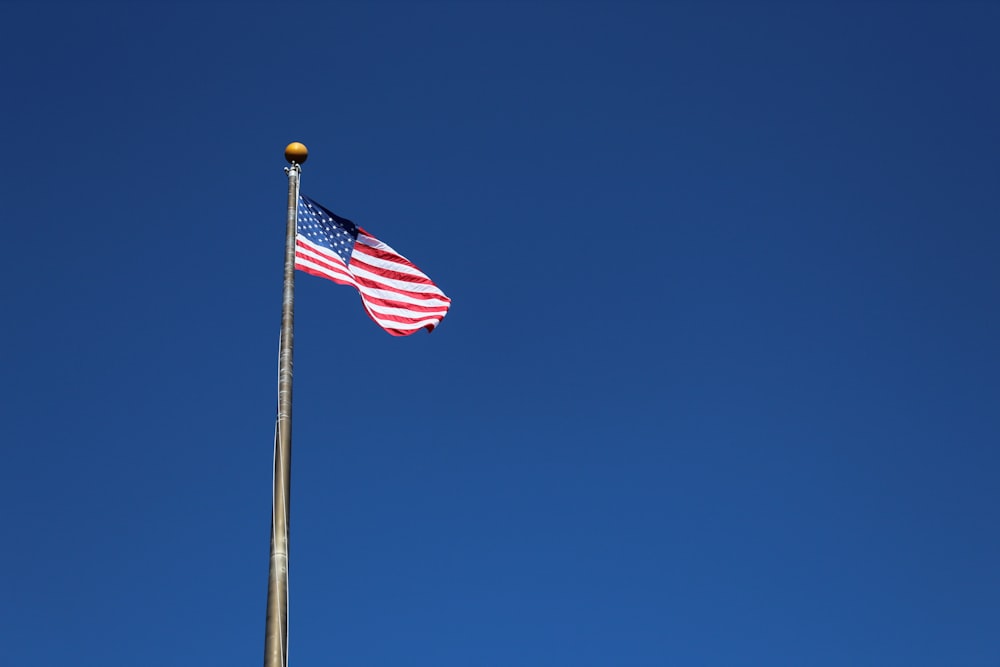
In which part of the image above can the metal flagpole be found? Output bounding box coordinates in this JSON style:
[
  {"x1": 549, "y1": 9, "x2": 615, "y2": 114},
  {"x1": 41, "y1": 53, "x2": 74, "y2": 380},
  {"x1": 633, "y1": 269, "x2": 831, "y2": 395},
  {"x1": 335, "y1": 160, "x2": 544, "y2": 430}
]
[{"x1": 263, "y1": 142, "x2": 308, "y2": 667}]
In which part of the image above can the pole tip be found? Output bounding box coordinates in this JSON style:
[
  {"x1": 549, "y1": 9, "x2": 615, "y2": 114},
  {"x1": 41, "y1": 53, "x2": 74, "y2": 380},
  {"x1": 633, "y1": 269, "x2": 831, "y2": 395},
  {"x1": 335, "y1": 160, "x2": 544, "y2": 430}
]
[{"x1": 284, "y1": 142, "x2": 309, "y2": 165}]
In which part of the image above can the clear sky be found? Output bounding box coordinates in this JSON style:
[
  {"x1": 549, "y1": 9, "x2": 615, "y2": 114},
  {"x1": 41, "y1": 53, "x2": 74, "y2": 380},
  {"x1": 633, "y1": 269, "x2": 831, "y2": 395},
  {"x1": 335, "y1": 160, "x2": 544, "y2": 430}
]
[{"x1": 1, "y1": 2, "x2": 998, "y2": 665}]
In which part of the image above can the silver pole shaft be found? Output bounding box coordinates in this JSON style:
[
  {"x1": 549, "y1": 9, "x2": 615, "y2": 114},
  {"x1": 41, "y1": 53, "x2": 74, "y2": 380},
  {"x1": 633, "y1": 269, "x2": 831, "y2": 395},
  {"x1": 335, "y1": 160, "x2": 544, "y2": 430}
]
[{"x1": 264, "y1": 164, "x2": 299, "y2": 667}]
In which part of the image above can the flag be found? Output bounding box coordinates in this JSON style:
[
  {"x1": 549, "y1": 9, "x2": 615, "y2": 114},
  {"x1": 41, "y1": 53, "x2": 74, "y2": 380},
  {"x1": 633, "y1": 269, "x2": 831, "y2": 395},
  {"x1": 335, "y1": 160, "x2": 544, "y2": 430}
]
[{"x1": 293, "y1": 195, "x2": 451, "y2": 336}]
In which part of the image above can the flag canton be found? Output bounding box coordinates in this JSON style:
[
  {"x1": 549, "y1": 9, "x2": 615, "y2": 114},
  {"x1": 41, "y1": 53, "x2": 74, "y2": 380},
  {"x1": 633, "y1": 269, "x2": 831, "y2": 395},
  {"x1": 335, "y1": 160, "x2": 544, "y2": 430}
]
[{"x1": 297, "y1": 195, "x2": 359, "y2": 264}]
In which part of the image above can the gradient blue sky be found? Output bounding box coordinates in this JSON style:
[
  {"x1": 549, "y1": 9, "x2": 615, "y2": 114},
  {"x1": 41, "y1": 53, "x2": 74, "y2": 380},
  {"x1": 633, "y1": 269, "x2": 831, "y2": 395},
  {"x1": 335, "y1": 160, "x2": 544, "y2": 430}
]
[{"x1": 2, "y1": 2, "x2": 998, "y2": 665}]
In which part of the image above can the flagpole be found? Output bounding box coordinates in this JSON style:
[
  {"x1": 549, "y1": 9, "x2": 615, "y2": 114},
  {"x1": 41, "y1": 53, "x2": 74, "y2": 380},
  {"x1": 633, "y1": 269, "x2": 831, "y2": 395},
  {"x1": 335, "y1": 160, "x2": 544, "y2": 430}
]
[{"x1": 263, "y1": 142, "x2": 308, "y2": 667}]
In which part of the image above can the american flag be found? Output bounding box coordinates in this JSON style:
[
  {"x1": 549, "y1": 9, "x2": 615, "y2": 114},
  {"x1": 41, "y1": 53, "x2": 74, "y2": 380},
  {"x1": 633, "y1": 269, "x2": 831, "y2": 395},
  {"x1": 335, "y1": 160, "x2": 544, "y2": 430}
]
[{"x1": 294, "y1": 194, "x2": 451, "y2": 336}]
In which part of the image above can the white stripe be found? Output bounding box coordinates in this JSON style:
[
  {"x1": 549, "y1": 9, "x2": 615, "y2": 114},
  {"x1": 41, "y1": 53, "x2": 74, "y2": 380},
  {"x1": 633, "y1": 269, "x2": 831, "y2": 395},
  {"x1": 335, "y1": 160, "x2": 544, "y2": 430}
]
[
  {"x1": 298, "y1": 254, "x2": 450, "y2": 308},
  {"x1": 349, "y1": 263, "x2": 447, "y2": 296},
  {"x1": 295, "y1": 239, "x2": 355, "y2": 283},
  {"x1": 296, "y1": 246, "x2": 348, "y2": 272},
  {"x1": 363, "y1": 308, "x2": 445, "y2": 331},
  {"x1": 300, "y1": 235, "x2": 444, "y2": 297},
  {"x1": 351, "y1": 246, "x2": 431, "y2": 279},
  {"x1": 362, "y1": 299, "x2": 448, "y2": 319},
  {"x1": 296, "y1": 234, "x2": 450, "y2": 333},
  {"x1": 297, "y1": 236, "x2": 348, "y2": 266},
  {"x1": 356, "y1": 233, "x2": 401, "y2": 255},
  {"x1": 296, "y1": 257, "x2": 357, "y2": 286},
  {"x1": 354, "y1": 284, "x2": 451, "y2": 308}
]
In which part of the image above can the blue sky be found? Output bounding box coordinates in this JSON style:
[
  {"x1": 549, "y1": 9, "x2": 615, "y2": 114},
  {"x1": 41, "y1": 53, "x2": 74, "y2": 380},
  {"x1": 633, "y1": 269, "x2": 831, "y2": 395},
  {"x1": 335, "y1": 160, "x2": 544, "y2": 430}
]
[{"x1": 1, "y1": 2, "x2": 998, "y2": 665}]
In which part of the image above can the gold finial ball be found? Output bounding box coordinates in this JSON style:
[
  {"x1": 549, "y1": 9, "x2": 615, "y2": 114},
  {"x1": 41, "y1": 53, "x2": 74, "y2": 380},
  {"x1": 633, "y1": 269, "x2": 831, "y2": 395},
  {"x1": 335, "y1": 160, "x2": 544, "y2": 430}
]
[{"x1": 284, "y1": 142, "x2": 309, "y2": 165}]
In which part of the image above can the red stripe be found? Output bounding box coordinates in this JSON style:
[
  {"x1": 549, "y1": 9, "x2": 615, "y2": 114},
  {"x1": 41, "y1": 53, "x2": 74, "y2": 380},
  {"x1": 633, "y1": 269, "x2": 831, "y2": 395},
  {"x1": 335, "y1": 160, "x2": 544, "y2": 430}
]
[
  {"x1": 360, "y1": 294, "x2": 450, "y2": 315},
  {"x1": 299, "y1": 249, "x2": 449, "y2": 311},
  {"x1": 349, "y1": 252, "x2": 437, "y2": 286},
  {"x1": 296, "y1": 248, "x2": 349, "y2": 275},
  {"x1": 351, "y1": 272, "x2": 451, "y2": 303},
  {"x1": 296, "y1": 239, "x2": 348, "y2": 267},
  {"x1": 295, "y1": 233, "x2": 448, "y2": 336},
  {"x1": 356, "y1": 229, "x2": 423, "y2": 270},
  {"x1": 351, "y1": 244, "x2": 435, "y2": 284},
  {"x1": 297, "y1": 264, "x2": 355, "y2": 288},
  {"x1": 295, "y1": 256, "x2": 354, "y2": 287},
  {"x1": 298, "y1": 249, "x2": 447, "y2": 318},
  {"x1": 300, "y1": 262, "x2": 445, "y2": 325},
  {"x1": 296, "y1": 243, "x2": 351, "y2": 276},
  {"x1": 359, "y1": 302, "x2": 444, "y2": 327},
  {"x1": 374, "y1": 321, "x2": 435, "y2": 337},
  {"x1": 299, "y1": 239, "x2": 442, "y2": 298}
]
